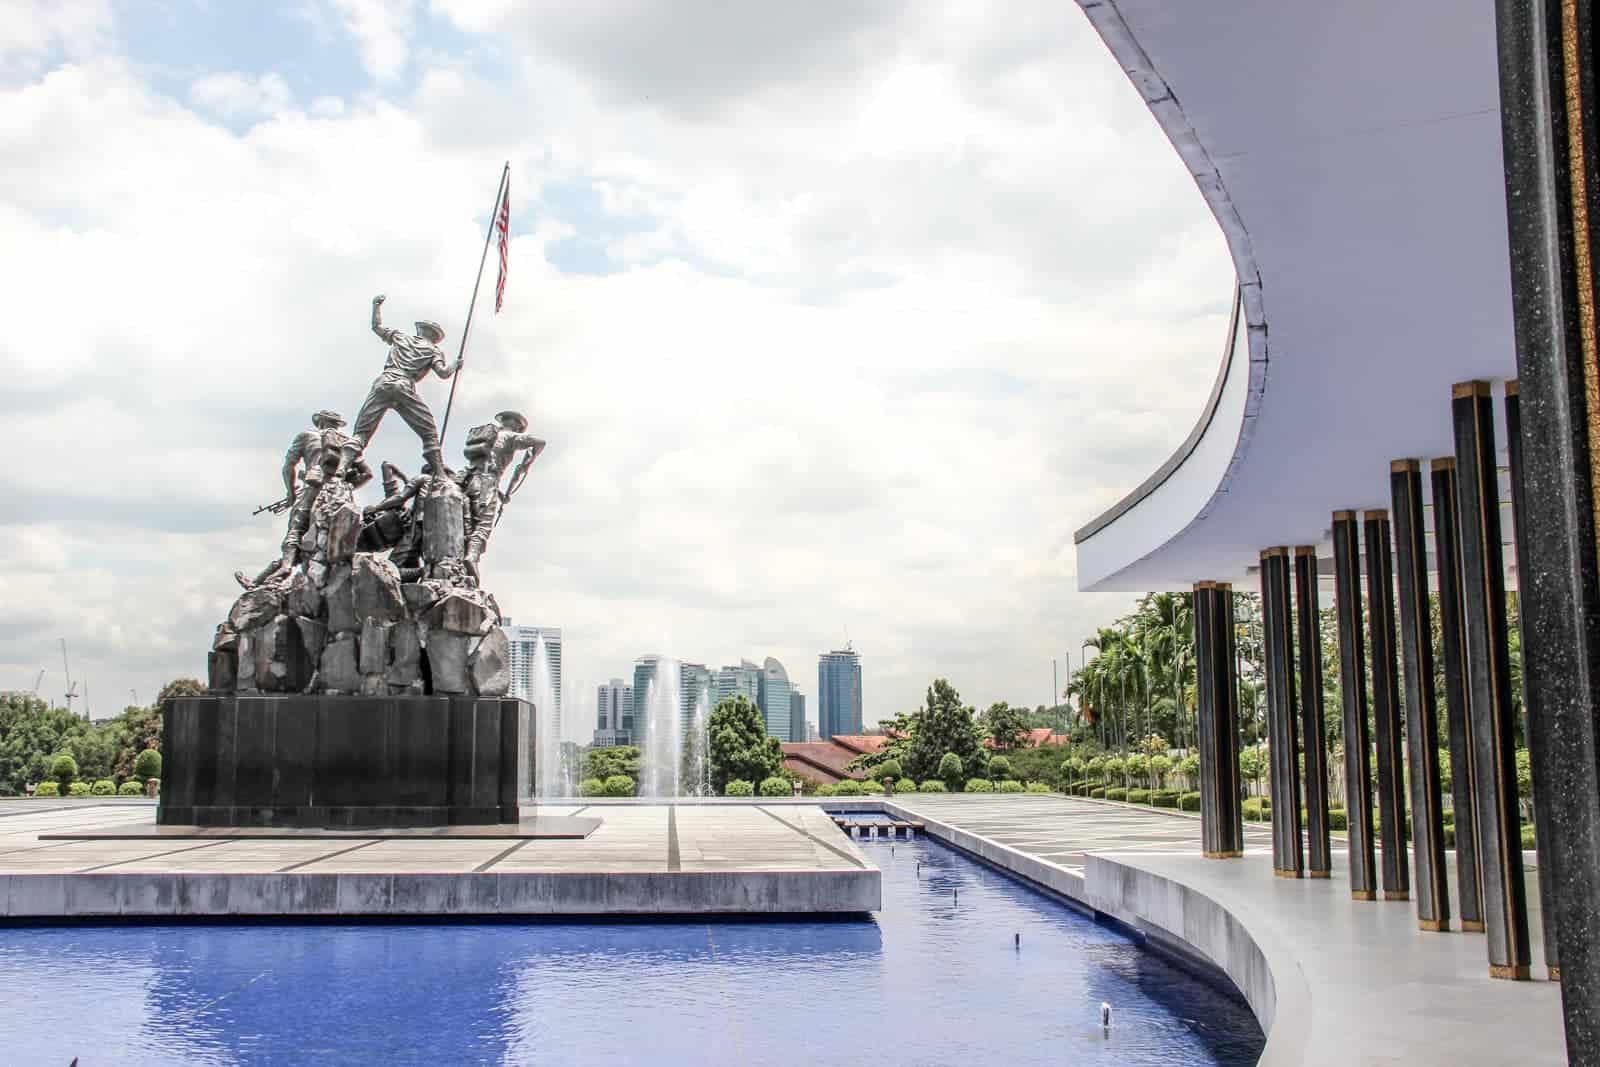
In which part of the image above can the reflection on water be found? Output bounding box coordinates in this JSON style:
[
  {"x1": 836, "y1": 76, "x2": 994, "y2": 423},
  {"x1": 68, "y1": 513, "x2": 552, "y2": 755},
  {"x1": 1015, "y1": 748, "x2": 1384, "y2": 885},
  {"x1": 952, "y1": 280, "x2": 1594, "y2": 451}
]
[{"x1": 0, "y1": 837, "x2": 1262, "y2": 1065}]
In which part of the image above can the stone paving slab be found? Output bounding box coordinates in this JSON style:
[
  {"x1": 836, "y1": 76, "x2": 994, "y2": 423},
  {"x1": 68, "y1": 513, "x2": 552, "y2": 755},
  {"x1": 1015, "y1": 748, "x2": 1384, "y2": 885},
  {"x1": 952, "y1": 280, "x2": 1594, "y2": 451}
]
[
  {"x1": 0, "y1": 802, "x2": 879, "y2": 917},
  {"x1": 38, "y1": 815, "x2": 599, "y2": 841}
]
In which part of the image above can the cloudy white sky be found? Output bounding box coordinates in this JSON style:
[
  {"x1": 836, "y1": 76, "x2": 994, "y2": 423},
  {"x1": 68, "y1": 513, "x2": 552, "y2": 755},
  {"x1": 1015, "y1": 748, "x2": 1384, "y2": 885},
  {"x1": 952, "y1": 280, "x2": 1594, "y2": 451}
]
[{"x1": 1, "y1": 0, "x2": 1231, "y2": 737}]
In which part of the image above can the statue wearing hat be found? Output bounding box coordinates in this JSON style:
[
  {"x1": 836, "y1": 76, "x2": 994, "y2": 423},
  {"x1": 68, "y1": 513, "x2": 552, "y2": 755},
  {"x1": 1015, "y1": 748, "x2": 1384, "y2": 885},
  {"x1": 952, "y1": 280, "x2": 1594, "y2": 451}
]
[
  {"x1": 341, "y1": 294, "x2": 460, "y2": 476},
  {"x1": 460, "y1": 410, "x2": 545, "y2": 566},
  {"x1": 236, "y1": 409, "x2": 353, "y2": 589}
]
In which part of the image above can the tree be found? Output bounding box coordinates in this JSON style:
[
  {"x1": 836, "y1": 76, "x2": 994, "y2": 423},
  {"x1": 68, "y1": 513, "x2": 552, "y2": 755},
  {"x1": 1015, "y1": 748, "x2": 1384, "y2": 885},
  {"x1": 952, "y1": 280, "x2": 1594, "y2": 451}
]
[
  {"x1": 759, "y1": 776, "x2": 790, "y2": 797},
  {"x1": 1149, "y1": 754, "x2": 1172, "y2": 790},
  {"x1": 603, "y1": 774, "x2": 635, "y2": 797},
  {"x1": 50, "y1": 753, "x2": 78, "y2": 787},
  {"x1": 981, "y1": 702, "x2": 1031, "y2": 751},
  {"x1": 1104, "y1": 756, "x2": 1126, "y2": 787},
  {"x1": 938, "y1": 752, "x2": 965, "y2": 789},
  {"x1": 902, "y1": 680, "x2": 985, "y2": 782},
  {"x1": 1238, "y1": 747, "x2": 1266, "y2": 795},
  {"x1": 133, "y1": 749, "x2": 162, "y2": 782},
  {"x1": 584, "y1": 745, "x2": 642, "y2": 782},
  {"x1": 1086, "y1": 755, "x2": 1106, "y2": 783},
  {"x1": 1125, "y1": 753, "x2": 1150, "y2": 788},
  {"x1": 988, "y1": 755, "x2": 1014, "y2": 781},
  {"x1": 874, "y1": 758, "x2": 903, "y2": 783},
  {"x1": 156, "y1": 678, "x2": 206, "y2": 705},
  {"x1": 708, "y1": 696, "x2": 783, "y2": 794}
]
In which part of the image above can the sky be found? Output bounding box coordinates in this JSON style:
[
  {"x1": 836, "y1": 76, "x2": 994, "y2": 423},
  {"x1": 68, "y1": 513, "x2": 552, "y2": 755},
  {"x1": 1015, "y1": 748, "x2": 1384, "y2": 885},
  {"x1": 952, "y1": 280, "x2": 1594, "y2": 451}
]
[{"x1": 0, "y1": 0, "x2": 1233, "y2": 739}]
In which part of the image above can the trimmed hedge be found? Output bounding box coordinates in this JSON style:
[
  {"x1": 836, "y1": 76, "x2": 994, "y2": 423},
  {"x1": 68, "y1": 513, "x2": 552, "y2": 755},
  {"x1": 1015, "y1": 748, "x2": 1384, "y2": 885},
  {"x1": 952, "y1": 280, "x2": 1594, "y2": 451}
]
[
  {"x1": 1151, "y1": 790, "x2": 1179, "y2": 809},
  {"x1": 578, "y1": 777, "x2": 605, "y2": 797},
  {"x1": 67, "y1": 782, "x2": 91, "y2": 797},
  {"x1": 724, "y1": 779, "x2": 755, "y2": 797},
  {"x1": 602, "y1": 774, "x2": 635, "y2": 797},
  {"x1": 1327, "y1": 808, "x2": 1348, "y2": 831},
  {"x1": 834, "y1": 780, "x2": 864, "y2": 796},
  {"x1": 860, "y1": 779, "x2": 885, "y2": 794},
  {"x1": 33, "y1": 782, "x2": 60, "y2": 797},
  {"x1": 1242, "y1": 797, "x2": 1271, "y2": 822},
  {"x1": 1522, "y1": 824, "x2": 1537, "y2": 850},
  {"x1": 815, "y1": 784, "x2": 838, "y2": 797},
  {"x1": 117, "y1": 781, "x2": 144, "y2": 796},
  {"x1": 1089, "y1": 786, "x2": 1107, "y2": 798},
  {"x1": 1178, "y1": 791, "x2": 1201, "y2": 812},
  {"x1": 1104, "y1": 787, "x2": 1127, "y2": 801},
  {"x1": 1025, "y1": 782, "x2": 1052, "y2": 794},
  {"x1": 90, "y1": 779, "x2": 116, "y2": 796},
  {"x1": 917, "y1": 780, "x2": 948, "y2": 793},
  {"x1": 758, "y1": 776, "x2": 790, "y2": 797},
  {"x1": 963, "y1": 779, "x2": 995, "y2": 793},
  {"x1": 1125, "y1": 788, "x2": 1151, "y2": 804},
  {"x1": 997, "y1": 780, "x2": 1025, "y2": 794}
]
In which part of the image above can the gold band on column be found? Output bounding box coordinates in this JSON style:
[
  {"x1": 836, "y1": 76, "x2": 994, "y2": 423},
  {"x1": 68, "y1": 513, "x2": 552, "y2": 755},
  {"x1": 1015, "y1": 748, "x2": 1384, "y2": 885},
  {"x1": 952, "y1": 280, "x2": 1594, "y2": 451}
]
[{"x1": 1489, "y1": 963, "x2": 1531, "y2": 981}]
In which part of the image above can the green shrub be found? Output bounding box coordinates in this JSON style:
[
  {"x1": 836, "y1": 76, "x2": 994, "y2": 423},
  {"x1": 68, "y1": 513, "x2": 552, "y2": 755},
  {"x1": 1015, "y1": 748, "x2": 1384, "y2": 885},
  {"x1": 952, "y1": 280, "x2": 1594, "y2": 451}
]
[
  {"x1": 938, "y1": 752, "x2": 964, "y2": 788},
  {"x1": 917, "y1": 780, "x2": 947, "y2": 793},
  {"x1": 860, "y1": 779, "x2": 885, "y2": 794},
  {"x1": 50, "y1": 752, "x2": 78, "y2": 786},
  {"x1": 1326, "y1": 808, "x2": 1349, "y2": 831},
  {"x1": 133, "y1": 749, "x2": 162, "y2": 782},
  {"x1": 724, "y1": 779, "x2": 755, "y2": 797},
  {"x1": 1105, "y1": 787, "x2": 1127, "y2": 801},
  {"x1": 90, "y1": 780, "x2": 116, "y2": 796},
  {"x1": 874, "y1": 759, "x2": 903, "y2": 783},
  {"x1": 68, "y1": 781, "x2": 91, "y2": 797},
  {"x1": 1025, "y1": 782, "x2": 1052, "y2": 794},
  {"x1": 834, "y1": 779, "x2": 864, "y2": 797},
  {"x1": 988, "y1": 756, "x2": 1013, "y2": 781},
  {"x1": 759, "y1": 776, "x2": 790, "y2": 797},
  {"x1": 1442, "y1": 808, "x2": 1455, "y2": 826},
  {"x1": 1089, "y1": 786, "x2": 1107, "y2": 798},
  {"x1": 997, "y1": 780, "x2": 1025, "y2": 794},
  {"x1": 578, "y1": 777, "x2": 605, "y2": 797},
  {"x1": 117, "y1": 781, "x2": 144, "y2": 796},
  {"x1": 1151, "y1": 791, "x2": 1179, "y2": 809},
  {"x1": 602, "y1": 774, "x2": 635, "y2": 797},
  {"x1": 1521, "y1": 823, "x2": 1537, "y2": 850},
  {"x1": 1126, "y1": 788, "x2": 1151, "y2": 804},
  {"x1": 33, "y1": 781, "x2": 60, "y2": 797},
  {"x1": 1178, "y1": 791, "x2": 1201, "y2": 812},
  {"x1": 1443, "y1": 825, "x2": 1456, "y2": 849},
  {"x1": 815, "y1": 783, "x2": 838, "y2": 797},
  {"x1": 1242, "y1": 797, "x2": 1271, "y2": 822},
  {"x1": 963, "y1": 779, "x2": 995, "y2": 793}
]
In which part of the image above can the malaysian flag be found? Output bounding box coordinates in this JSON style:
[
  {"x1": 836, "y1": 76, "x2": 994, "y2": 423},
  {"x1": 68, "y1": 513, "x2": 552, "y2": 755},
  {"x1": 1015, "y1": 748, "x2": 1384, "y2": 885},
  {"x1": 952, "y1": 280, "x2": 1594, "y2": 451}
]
[{"x1": 493, "y1": 176, "x2": 510, "y2": 312}]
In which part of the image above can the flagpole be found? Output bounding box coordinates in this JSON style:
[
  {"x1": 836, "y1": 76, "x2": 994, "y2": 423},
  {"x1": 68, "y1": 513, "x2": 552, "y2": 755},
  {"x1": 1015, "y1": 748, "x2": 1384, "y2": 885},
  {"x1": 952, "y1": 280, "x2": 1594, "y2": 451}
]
[{"x1": 439, "y1": 160, "x2": 510, "y2": 450}]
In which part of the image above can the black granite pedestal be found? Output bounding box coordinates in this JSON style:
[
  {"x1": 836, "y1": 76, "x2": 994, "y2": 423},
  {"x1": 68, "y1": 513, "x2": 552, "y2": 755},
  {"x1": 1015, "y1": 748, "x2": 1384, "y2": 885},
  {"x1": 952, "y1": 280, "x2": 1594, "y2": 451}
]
[{"x1": 159, "y1": 695, "x2": 530, "y2": 827}]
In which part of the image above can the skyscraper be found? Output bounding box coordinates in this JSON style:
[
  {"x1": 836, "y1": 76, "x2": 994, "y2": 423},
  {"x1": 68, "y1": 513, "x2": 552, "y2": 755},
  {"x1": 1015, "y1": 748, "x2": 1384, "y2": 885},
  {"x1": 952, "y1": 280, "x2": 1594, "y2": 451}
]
[
  {"x1": 681, "y1": 662, "x2": 712, "y2": 729},
  {"x1": 758, "y1": 657, "x2": 792, "y2": 741},
  {"x1": 789, "y1": 689, "x2": 807, "y2": 746},
  {"x1": 595, "y1": 678, "x2": 633, "y2": 748},
  {"x1": 715, "y1": 660, "x2": 762, "y2": 708},
  {"x1": 506, "y1": 623, "x2": 562, "y2": 737},
  {"x1": 818, "y1": 647, "x2": 862, "y2": 739}
]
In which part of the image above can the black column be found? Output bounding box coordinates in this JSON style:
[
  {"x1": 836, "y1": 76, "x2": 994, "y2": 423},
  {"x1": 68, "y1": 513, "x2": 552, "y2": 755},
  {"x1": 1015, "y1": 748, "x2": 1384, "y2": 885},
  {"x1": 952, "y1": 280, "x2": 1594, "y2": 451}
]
[
  {"x1": 1453, "y1": 380, "x2": 1531, "y2": 980},
  {"x1": 1294, "y1": 546, "x2": 1332, "y2": 879},
  {"x1": 1497, "y1": 0, "x2": 1600, "y2": 1035},
  {"x1": 1364, "y1": 509, "x2": 1410, "y2": 902},
  {"x1": 1391, "y1": 461, "x2": 1450, "y2": 930},
  {"x1": 1332, "y1": 511, "x2": 1377, "y2": 900},
  {"x1": 1195, "y1": 581, "x2": 1243, "y2": 858},
  {"x1": 1432, "y1": 458, "x2": 1484, "y2": 932},
  {"x1": 1505, "y1": 382, "x2": 1561, "y2": 977},
  {"x1": 1260, "y1": 549, "x2": 1303, "y2": 878}
]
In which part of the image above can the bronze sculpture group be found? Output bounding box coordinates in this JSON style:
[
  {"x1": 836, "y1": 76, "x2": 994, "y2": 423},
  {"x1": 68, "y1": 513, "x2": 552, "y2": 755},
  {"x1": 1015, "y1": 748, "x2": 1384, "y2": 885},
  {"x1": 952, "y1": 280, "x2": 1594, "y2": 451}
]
[{"x1": 212, "y1": 295, "x2": 544, "y2": 699}]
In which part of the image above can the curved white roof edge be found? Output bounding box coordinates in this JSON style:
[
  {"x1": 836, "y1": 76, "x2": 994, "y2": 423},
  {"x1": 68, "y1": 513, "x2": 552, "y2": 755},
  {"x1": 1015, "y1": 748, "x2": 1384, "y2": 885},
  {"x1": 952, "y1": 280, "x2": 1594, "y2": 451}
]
[{"x1": 1072, "y1": 0, "x2": 1517, "y2": 592}]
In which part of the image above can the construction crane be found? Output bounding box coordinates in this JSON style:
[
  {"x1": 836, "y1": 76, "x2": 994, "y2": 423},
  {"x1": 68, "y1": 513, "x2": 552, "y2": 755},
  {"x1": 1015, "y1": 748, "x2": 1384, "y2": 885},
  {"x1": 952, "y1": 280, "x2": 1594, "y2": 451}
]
[{"x1": 61, "y1": 639, "x2": 77, "y2": 714}]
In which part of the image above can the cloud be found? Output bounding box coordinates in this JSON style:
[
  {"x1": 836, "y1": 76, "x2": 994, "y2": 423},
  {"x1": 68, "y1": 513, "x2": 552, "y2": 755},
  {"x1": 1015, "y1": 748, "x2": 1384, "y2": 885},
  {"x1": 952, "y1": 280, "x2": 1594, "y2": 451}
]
[
  {"x1": 332, "y1": 0, "x2": 413, "y2": 80},
  {"x1": 189, "y1": 71, "x2": 294, "y2": 118},
  {"x1": 0, "y1": 4, "x2": 1233, "y2": 734}
]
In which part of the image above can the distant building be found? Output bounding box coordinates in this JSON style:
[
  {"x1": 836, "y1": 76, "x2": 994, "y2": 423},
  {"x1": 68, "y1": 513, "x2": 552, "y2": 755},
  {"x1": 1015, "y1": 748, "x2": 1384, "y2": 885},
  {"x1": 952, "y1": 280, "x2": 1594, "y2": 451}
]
[
  {"x1": 789, "y1": 689, "x2": 807, "y2": 746},
  {"x1": 681, "y1": 662, "x2": 713, "y2": 728},
  {"x1": 506, "y1": 623, "x2": 561, "y2": 740},
  {"x1": 781, "y1": 734, "x2": 885, "y2": 784},
  {"x1": 633, "y1": 656, "x2": 714, "y2": 734},
  {"x1": 714, "y1": 661, "x2": 762, "y2": 707},
  {"x1": 595, "y1": 678, "x2": 633, "y2": 748},
  {"x1": 758, "y1": 657, "x2": 792, "y2": 741},
  {"x1": 818, "y1": 647, "x2": 862, "y2": 739}
]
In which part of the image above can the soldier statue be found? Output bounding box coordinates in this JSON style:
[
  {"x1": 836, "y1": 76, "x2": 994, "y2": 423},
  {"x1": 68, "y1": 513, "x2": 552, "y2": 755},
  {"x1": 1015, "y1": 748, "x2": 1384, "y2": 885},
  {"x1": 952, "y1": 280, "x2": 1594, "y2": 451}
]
[
  {"x1": 236, "y1": 409, "x2": 351, "y2": 589},
  {"x1": 340, "y1": 294, "x2": 460, "y2": 476},
  {"x1": 460, "y1": 410, "x2": 545, "y2": 566}
]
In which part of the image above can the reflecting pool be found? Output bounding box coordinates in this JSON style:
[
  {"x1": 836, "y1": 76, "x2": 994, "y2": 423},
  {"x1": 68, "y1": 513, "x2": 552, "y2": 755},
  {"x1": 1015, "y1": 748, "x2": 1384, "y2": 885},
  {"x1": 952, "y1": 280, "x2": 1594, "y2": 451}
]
[{"x1": 0, "y1": 835, "x2": 1263, "y2": 1064}]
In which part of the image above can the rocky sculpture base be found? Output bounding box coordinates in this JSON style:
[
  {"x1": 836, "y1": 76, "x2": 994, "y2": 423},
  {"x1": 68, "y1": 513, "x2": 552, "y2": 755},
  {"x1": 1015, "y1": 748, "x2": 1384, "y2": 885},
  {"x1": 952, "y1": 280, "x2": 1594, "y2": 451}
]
[{"x1": 159, "y1": 694, "x2": 530, "y2": 827}]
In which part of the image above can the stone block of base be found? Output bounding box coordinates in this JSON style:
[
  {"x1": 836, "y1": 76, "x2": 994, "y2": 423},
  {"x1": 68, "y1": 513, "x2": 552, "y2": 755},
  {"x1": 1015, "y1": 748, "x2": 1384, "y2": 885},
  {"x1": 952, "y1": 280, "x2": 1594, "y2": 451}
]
[{"x1": 160, "y1": 694, "x2": 530, "y2": 827}]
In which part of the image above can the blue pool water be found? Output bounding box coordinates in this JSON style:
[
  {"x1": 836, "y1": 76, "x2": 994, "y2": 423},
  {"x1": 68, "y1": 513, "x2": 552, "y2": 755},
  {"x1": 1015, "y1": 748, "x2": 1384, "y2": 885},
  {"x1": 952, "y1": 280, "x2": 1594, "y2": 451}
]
[{"x1": 0, "y1": 836, "x2": 1263, "y2": 1065}]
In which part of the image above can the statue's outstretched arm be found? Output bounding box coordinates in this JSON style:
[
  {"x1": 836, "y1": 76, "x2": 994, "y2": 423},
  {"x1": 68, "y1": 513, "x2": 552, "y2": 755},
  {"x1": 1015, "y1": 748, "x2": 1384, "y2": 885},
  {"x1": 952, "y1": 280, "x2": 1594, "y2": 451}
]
[{"x1": 371, "y1": 293, "x2": 395, "y2": 342}]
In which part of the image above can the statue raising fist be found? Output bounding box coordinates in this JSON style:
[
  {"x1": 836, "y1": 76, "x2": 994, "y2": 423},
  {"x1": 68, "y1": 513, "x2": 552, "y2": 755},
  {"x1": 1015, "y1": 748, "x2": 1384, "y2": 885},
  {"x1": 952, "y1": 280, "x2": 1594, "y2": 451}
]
[{"x1": 339, "y1": 294, "x2": 459, "y2": 476}]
